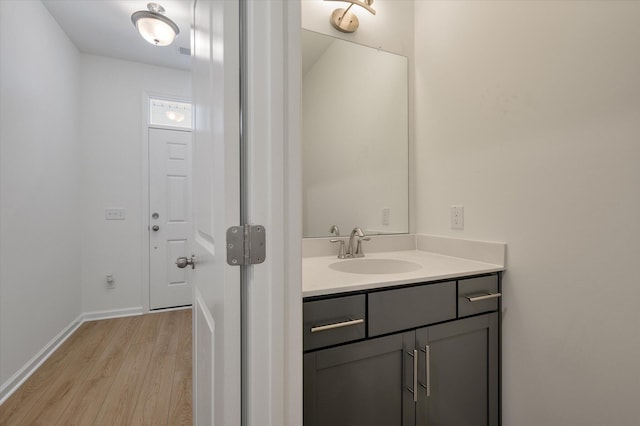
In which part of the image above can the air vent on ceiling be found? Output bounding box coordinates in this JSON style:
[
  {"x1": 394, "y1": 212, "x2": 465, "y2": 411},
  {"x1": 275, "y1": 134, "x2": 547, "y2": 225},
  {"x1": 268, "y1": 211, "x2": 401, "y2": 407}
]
[{"x1": 178, "y1": 47, "x2": 191, "y2": 56}]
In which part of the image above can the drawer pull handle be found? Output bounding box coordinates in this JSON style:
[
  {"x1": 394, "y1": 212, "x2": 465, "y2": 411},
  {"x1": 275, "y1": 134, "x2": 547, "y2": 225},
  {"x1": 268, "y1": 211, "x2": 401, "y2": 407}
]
[
  {"x1": 310, "y1": 318, "x2": 364, "y2": 333},
  {"x1": 466, "y1": 292, "x2": 502, "y2": 302}
]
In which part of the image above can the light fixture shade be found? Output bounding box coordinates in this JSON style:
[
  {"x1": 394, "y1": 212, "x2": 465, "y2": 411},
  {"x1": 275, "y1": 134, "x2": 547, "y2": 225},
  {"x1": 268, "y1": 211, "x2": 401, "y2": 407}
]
[{"x1": 131, "y1": 8, "x2": 180, "y2": 46}]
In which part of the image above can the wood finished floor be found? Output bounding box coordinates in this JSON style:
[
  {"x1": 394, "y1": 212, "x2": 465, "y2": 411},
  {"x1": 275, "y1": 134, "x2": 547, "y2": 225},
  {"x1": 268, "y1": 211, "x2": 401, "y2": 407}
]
[{"x1": 0, "y1": 309, "x2": 192, "y2": 426}]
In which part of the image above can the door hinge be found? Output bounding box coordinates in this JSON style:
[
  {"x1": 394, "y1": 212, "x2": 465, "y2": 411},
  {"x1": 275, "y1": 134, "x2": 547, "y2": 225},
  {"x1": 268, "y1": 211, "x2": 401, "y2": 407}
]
[{"x1": 226, "y1": 225, "x2": 266, "y2": 266}]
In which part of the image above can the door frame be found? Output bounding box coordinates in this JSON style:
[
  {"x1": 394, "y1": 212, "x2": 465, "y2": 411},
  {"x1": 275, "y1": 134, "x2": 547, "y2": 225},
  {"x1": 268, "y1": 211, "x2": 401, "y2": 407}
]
[
  {"x1": 140, "y1": 92, "x2": 193, "y2": 313},
  {"x1": 242, "y1": 1, "x2": 302, "y2": 424}
]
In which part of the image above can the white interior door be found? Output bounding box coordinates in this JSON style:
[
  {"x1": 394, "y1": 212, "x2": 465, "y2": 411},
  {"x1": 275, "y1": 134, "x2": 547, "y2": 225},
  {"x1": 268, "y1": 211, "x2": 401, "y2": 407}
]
[
  {"x1": 191, "y1": 0, "x2": 241, "y2": 425},
  {"x1": 149, "y1": 127, "x2": 193, "y2": 310}
]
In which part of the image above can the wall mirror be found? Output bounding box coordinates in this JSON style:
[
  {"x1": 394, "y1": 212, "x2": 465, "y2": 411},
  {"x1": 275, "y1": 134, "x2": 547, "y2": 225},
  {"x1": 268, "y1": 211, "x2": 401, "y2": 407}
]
[{"x1": 302, "y1": 29, "x2": 409, "y2": 238}]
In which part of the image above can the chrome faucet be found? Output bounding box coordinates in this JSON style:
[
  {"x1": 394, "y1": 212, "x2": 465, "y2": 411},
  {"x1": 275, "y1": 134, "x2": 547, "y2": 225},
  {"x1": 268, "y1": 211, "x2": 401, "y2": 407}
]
[
  {"x1": 330, "y1": 225, "x2": 371, "y2": 258},
  {"x1": 348, "y1": 227, "x2": 370, "y2": 258}
]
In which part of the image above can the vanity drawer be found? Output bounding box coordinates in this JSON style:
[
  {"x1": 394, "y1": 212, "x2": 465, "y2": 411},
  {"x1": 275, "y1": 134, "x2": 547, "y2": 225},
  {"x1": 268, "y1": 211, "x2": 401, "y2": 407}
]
[
  {"x1": 304, "y1": 295, "x2": 366, "y2": 351},
  {"x1": 368, "y1": 281, "x2": 456, "y2": 337},
  {"x1": 458, "y1": 275, "x2": 501, "y2": 317}
]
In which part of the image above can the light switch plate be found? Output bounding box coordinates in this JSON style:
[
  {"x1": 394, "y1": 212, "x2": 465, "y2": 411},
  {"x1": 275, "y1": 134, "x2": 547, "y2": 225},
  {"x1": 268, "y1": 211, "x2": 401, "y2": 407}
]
[{"x1": 105, "y1": 208, "x2": 126, "y2": 220}]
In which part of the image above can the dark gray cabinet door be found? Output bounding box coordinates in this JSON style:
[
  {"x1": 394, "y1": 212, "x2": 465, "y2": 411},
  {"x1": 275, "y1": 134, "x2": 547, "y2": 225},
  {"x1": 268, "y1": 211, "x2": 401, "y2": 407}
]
[
  {"x1": 304, "y1": 332, "x2": 416, "y2": 426},
  {"x1": 415, "y1": 313, "x2": 499, "y2": 426}
]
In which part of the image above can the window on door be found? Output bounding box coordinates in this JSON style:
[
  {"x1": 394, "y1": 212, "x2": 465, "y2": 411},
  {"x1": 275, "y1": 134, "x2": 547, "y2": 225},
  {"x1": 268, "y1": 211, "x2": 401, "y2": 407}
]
[{"x1": 149, "y1": 98, "x2": 192, "y2": 129}]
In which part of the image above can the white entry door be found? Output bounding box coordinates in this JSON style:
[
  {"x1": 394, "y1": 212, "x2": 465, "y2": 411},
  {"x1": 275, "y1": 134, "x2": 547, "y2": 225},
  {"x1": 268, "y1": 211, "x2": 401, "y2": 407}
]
[
  {"x1": 191, "y1": 0, "x2": 241, "y2": 425},
  {"x1": 149, "y1": 127, "x2": 193, "y2": 310}
]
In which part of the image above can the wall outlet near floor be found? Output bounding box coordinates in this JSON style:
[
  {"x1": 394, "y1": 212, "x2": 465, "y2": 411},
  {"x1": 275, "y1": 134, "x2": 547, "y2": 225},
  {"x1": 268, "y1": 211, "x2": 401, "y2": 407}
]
[
  {"x1": 106, "y1": 274, "x2": 115, "y2": 288},
  {"x1": 105, "y1": 208, "x2": 125, "y2": 220},
  {"x1": 451, "y1": 205, "x2": 464, "y2": 230}
]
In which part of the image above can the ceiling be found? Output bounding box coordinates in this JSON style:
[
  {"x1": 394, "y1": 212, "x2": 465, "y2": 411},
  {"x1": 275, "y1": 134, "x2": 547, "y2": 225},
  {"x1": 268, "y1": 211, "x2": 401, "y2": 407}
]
[{"x1": 42, "y1": 0, "x2": 192, "y2": 71}]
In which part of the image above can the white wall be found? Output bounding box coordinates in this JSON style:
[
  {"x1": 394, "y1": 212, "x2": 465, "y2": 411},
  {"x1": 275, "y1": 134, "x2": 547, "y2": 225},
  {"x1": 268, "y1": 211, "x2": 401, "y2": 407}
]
[
  {"x1": 0, "y1": 0, "x2": 82, "y2": 386},
  {"x1": 79, "y1": 54, "x2": 190, "y2": 313},
  {"x1": 414, "y1": 1, "x2": 640, "y2": 425}
]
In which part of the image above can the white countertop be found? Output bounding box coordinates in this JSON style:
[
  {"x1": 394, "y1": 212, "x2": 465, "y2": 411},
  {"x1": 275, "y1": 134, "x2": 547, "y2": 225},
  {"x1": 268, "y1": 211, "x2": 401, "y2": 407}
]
[{"x1": 303, "y1": 249, "x2": 504, "y2": 298}]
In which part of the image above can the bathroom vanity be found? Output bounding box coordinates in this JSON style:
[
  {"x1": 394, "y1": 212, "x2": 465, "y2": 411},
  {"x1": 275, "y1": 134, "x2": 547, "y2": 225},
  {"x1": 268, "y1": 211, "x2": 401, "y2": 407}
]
[
  {"x1": 302, "y1": 236, "x2": 505, "y2": 426},
  {"x1": 301, "y1": 23, "x2": 504, "y2": 426}
]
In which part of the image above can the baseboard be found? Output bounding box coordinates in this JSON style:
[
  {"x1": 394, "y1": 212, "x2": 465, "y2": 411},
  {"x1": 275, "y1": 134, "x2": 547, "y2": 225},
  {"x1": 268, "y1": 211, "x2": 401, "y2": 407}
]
[
  {"x1": 82, "y1": 306, "x2": 144, "y2": 322},
  {"x1": 0, "y1": 314, "x2": 84, "y2": 405},
  {"x1": 148, "y1": 305, "x2": 192, "y2": 314},
  {"x1": 0, "y1": 306, "x2": 145, "y2": 405}
]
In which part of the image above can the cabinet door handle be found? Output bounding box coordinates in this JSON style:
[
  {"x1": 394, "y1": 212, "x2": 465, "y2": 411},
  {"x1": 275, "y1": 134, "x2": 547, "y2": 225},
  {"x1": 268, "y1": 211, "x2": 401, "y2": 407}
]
[
  {"x1": 407, "y1": 349, "x2": 418, "y2": 402},
  {"x1": 465, "y1": 292, "x2": 502, "y2": 302},
  {"x1": 413, "y1": 349, "x2": 418, "y2": 402},
  {"x1": 310, "y1": 318, "x2": 364, "y2": 333},
  {"x1": 425, "y1": 345, "x2": 431, "y2": 397},
  {"x1": 420, "y1": 346, "x2": 431, "y2": 397}
]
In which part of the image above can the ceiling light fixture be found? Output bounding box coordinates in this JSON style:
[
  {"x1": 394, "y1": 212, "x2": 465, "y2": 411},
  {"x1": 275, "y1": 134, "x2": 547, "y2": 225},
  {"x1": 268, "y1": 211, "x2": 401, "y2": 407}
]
[{"x1": 131, "y1": 3, "x2": 180, "y2": 47}]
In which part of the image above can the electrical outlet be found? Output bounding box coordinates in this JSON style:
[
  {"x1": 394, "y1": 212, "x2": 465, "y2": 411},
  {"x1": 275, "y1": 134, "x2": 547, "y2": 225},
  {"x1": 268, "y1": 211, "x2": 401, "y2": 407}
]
[
  {"x1": 105, "y1": 208, "x2": 125, "y2": 220},
  {"x1": 382, "y1": 207, "x2": 390, "y2": 226},
  {"x1": 451, "y1": 205, "x2": 464, "y2": 230},
  {"x1": 106, "y1": 274, "x2": 115, "y2": 288}
]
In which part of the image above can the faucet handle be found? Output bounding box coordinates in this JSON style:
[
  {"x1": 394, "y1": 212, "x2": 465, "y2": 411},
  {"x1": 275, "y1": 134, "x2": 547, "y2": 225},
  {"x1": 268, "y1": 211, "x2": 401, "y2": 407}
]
[
  {"x1": 354, "y1": 236, "x2": 371, "y2": 257},
  {"x1": 329, "y1": 225, "x2": 341, "y2": 237},
  {"x1": 330, "y1": 238, "x2": 347, "y2": 259}
]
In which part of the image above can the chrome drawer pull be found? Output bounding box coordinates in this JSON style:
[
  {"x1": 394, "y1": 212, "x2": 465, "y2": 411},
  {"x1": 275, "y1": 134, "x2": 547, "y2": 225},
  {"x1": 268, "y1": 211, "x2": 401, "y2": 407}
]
[
  {"x1": 412, "y1": 349, "x2": 418, "y2": 402},
  {"x1": 407, "y1": 350, "x2": 418, "y2": 402},
  {"x1": 465, "y1": 292, "x2": 502, "y2": 302},
  {"x1": 420, "y1": 345, "x2": 431, "y2": 397},
  {"x1": 310, "y1": 318, "x2": 364, "y2": 333}
]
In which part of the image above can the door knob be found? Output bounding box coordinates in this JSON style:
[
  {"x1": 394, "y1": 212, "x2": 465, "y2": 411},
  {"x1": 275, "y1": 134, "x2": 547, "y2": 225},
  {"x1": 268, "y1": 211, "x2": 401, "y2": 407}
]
[
  {"x1": 152, "y1": 225, "x2": 160, "y2": 231},
  {"x1": 176, "y1": 255, "x2": 197, "y2": 269}
]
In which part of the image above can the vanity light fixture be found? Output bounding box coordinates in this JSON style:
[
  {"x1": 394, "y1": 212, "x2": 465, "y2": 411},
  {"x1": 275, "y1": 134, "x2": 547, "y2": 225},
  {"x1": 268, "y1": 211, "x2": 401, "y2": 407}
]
[
  {"x1": 325, "y1": 0, "x2": 376, "y2": 33},
  {"x1": 131, "y1": 3, "x2": 180, "y2": 46}
]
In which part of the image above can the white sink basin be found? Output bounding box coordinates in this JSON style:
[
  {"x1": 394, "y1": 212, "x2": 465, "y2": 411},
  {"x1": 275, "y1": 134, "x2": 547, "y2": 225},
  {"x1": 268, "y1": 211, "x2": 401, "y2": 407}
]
[{"x1": 329, "y1": 258, "x2": 422, "y2": 275}]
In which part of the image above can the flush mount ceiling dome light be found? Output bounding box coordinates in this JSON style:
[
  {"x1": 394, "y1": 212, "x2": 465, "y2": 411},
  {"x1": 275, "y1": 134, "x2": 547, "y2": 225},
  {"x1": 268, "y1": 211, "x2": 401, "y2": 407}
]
[{"x1": 131, "y1": 3, "x2": 180, "y2": 46}]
